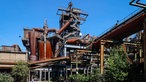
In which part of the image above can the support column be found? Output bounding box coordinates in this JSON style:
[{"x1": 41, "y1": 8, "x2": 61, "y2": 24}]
[
  {"x1": 30, "y1": 31, "x2": 37, "y2": 61},
  {"x1": 64, "y1": 46, "x2": 67, "y2": 57},
  {"x1": 100, "y1": 40, "x2": 105, "y2": 74},
  {"x1": 71, "y1": 55, "x2": 73, "y2": 75},
  {"x1": 48, "y1": 67, "x2": 51, "y2": 82},
  {"x1": 140, "y1": 48, "x2": 142, "y2": 63},
  {"x1": 76, "y1": 54, "x2": 78, "y2": 74},
  {"x1": 44, "y1": 69, "x2": 46, "y2": 82},
  {"x1": 65, "y1": 66, "x2": 67, "y2": 80},
  {"x1": 84, "y1": 68, "x2": 86, "y2": 74},
  {"x1": 39, "y1": 70, "x2": 42, "y2": 81},
  {"x1": 139, "y1": 31, "x2": 142, "y2": 63},
  {"x1": 144, "y1": 20, "x2": 146, "y2": 80},
  {"x1": 44, "y1": 33, "x2": 47, "y2": 60}
]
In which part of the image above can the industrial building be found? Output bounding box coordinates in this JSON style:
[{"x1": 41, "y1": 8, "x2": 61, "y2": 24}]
[
  {"x1": 0, "y1": 45, "x2": 27, "y2": 72},
  {"x1": 0, "y1": 0, "x2": 146, "y2": 82}
]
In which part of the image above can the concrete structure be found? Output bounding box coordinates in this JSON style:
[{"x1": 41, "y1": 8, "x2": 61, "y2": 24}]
[{"x1": 0, "y1": 45, "x2": 27, "y2": 70}]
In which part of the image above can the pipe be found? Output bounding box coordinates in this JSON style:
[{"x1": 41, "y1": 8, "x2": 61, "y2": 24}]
[
  {"x1": 58, "y1": 18, "x2": 73, "y2": 34},
  {"x1": 130, "y1": 0, "x2": 146, "y2": 8},
  {"x1": 82, "y1": 34, "x2": 90, "y2": 39},
  {"x1": 48, "y1": 29, "x2": 57, "y2": 33},
  {"x1": 63, "y1": 31, "x2": 77, "y2": 39},
  {"x1": 44, "y1": 32, "x2": 47, "y2": 60},
  {"x1": 29, "y1": 30, "x2": 37, "y2": 61},
  {"x1": 34, "y1": 28, "x2": 57, "y2": 33},
  {"x1": 63, "y1": 41, "x2": 67, "y2": 57},
  {"x1": 66, "y1": 38, "x2": 89, "y2": 44},
  {"x1": 34, "y1": 28, "x2": 44, "y2": 32},
  {"x1": 64, "y1": 44, "x2": 86, "y2": 49},
  {"x1": 64, "y1": 45, "x2": 67, "y2": 57},
  {"x1": 136, "y1": 0, "x2": 146, "y2": 6}
]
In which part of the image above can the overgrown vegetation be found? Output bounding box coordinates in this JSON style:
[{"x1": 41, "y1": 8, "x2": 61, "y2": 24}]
[
  {"x1": 68, "y1": 69, "x2": 104, "y2": 82},
  {"x1": 104, "y1": 46, "x2": 130, "y2": 82},
  {"x1": 0, "y1": 73, "x2": 13, "y2": 82},
  {"x1": 89, "y1": 69, "x2": 104, "y2": 82},
  {"x1": 68, "y1": 46, "x2": 130, "y2": 82},
  {"x1": 11, "y1": 61, "x2": 29, "y2": 82},
  {"x1": 68, "y1": 74, "x2": 90, "y2": 82}
]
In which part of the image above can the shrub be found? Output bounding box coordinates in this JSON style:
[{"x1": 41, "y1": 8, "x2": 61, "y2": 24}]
[
  {"x1": 11, "y1": 61, "x2": 29, "y2": 82},
  {"x1": 68, "y1": 74, "x2": 90, "y2": 82},
  {"x1": 0, "y1": 73, "x2": 13, "y2": 82},
  {"x1": 104, "y1": 47, "x2": 130, "y2": 82},
  {"x1": 89, "y1": 69, "x2": 105, "y2": 82}
]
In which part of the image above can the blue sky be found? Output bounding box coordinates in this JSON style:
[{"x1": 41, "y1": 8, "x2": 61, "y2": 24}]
[{"x1": 0, "y1": 0, "x2": 145, "y2": 51}]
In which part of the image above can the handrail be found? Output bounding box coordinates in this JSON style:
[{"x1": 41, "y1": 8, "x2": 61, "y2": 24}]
[
  {"x1": 130, "y1": 0, "x2": 146, "y2": 8},
  {"x1": 96, "y1": 8, "x2": 145, "y2": 41}
]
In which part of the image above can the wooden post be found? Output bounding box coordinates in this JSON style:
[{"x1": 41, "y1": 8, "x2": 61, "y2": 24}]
[
  {"x1": 144, "y1": 20, "x2": 146, "y2": 80},
  {"x1": 100, "y1": 40, "x2": 105, "y2": 74}
]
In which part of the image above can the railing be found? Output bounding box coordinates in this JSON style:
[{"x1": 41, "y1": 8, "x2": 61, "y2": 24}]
[{"x1": 97, "y1": 8, "x2": 143, "y2": 38}]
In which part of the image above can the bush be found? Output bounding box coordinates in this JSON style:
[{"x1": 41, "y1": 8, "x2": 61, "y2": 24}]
[
  {"x1": 68, "y1": 74, "x2": 90, "y2": 82},
  {"x1": 68, "y1": 69, "x2": 104, "y2": 82},
  {"x1": 11, "y1": 61, "x2": 29, "y2": 82},
  {"x1": 0, "y1": 73, "x2": 13, "y2": 82},
  {"x1": 68, "y1": 46, "x2": 130, "y2": 82},
  {"x1": 89, "y1": 69, "x2": 105, "y2": 82},
  {"x1": 104, "y1": 47, "x2": 130, "y2": 82}
]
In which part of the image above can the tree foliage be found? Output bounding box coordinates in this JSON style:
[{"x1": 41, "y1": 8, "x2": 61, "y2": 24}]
[
  {"x1": 68, "y1": 46, "x2": 130, "y2": 82},
  {"x1": 89, "y1": 68, "x2": 105, "y2": 82},
  {"x1": 68, "y1": 69, "x2": 104, "y2": 82},
  {"x1": 11, "y1": 61, "x2": 29, "y2": 82},
  {"x1": 104, "y1": 46, "x2": 130, "y2": 82},
  {"x1": 68, "y1": 74, "x2": 90, "y2": 82},
  {"x1": 0, "y1": 73, "x2": 13, "y2": 82}
]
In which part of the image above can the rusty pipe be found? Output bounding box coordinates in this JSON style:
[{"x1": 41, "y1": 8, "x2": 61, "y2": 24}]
[
  {"x1": 66, "y1": 38, "x2": 89, "y2": 44},
  {"x1": 29, "y1": 30, "x2": 37, "y2": 61},
  {"x1": 29, "y1": 31, "x2": 36, "y2": 55},
  {"x1": 58, "y1": 18, "x2": 73, "y2": 34},
  {"x1": 34, "y1": 28, "x2": 57, "y2": 33},
  {"x1": 48, "y1": 29, "x2": 57, "y2": 32},
  {"x1": 34, "y1": 28, "x2": 44, "y2": 32}
]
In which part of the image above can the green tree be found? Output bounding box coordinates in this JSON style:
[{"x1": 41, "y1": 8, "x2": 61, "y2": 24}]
[
  {"x1": 89, "y1": 68, "x2": 105, "y2": 82},
  {"x1": 11, "y1": 61, "x2": 29, "y2": 82},
  {"x1": 104, "y1": 46, "x2": 130, "y2": 82},
  {"x1": 0, "y1": 73, "x2": 13, "y2": 82},
  {"x1": 68, "y1": 74, "x2": 90, "y2": 82}
]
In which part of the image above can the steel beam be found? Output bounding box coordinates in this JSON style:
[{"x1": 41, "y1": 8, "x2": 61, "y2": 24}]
[{"x1": 144, "y1": 19, "x2": 146, "y2": 80}]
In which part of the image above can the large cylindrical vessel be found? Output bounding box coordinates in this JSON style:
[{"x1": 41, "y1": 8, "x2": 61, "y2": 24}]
[{"x1": 38, "y1": 40, "x2": 53, "y2": 60}]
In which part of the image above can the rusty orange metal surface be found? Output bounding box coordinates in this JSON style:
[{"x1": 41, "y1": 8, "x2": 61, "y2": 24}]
[
  {"x1": 58, "y1": 18, "x2": 73, "y2": 34},
  {"x1": 29, "y1": 30, "x2": 37, "y2": 61},
  {"x1": 66, "y1": 38, "x2": 89, "y2": 44},
  {"x1": 39, "y1": 41, "x2": 53, "y2": 60}
]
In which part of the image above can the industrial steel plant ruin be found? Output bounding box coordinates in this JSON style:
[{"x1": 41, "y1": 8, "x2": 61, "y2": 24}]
[{"x1": 0, "y1": 0, "x2": 146, "y2": 82}]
